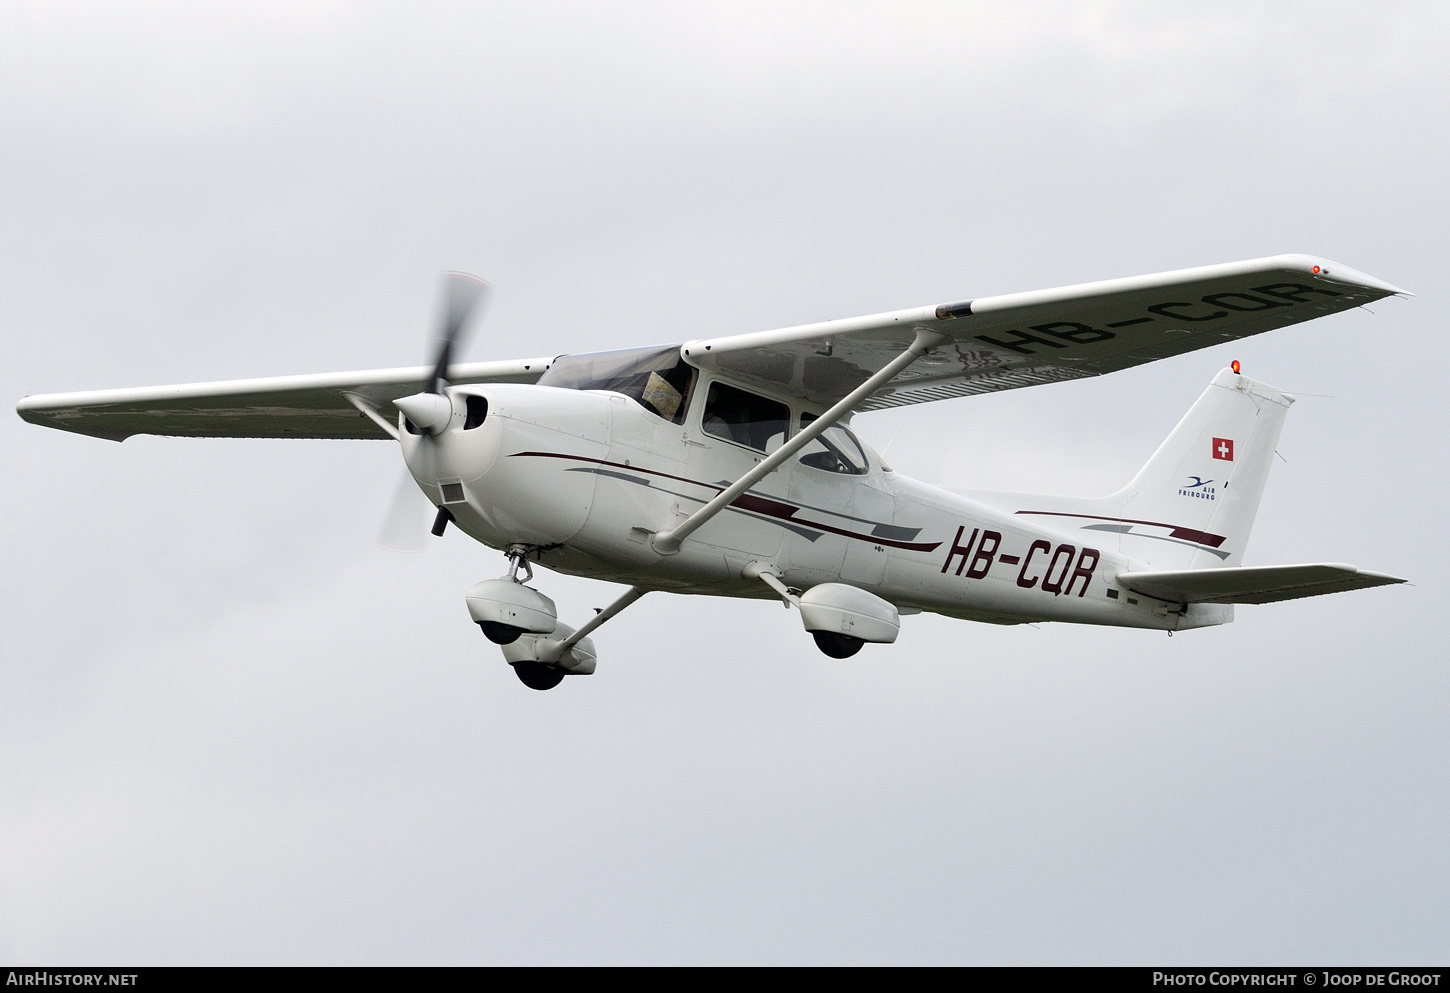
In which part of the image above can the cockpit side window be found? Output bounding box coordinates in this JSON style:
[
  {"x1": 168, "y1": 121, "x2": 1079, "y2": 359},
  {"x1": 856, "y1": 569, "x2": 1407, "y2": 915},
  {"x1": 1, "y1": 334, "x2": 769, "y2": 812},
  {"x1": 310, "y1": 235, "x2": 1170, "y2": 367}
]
[
  {"x1": 536, "y1": 344, "x2": 696, "y2": 424},
  {"x1": 702, "y1": 381, "x2": 789, "y2": 453},
  {"x1": 797, "y1": 413, "x2": 869, "y2": 475}
]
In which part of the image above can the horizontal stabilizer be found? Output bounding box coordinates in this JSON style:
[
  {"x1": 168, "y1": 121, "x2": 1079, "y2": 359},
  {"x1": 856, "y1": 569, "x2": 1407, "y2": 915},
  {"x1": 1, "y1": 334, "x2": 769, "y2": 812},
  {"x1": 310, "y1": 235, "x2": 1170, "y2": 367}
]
[{"x1": 1117, "y1": 563, "x2": 1406, "y2": 605}]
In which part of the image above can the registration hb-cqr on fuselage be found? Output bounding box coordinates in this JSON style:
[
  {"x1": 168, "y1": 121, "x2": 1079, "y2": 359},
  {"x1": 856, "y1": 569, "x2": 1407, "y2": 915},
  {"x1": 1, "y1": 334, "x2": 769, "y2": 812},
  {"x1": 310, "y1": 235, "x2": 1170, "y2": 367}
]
[{"x1": 17, "y1": 255, "x2": 1409, "y2": 690}]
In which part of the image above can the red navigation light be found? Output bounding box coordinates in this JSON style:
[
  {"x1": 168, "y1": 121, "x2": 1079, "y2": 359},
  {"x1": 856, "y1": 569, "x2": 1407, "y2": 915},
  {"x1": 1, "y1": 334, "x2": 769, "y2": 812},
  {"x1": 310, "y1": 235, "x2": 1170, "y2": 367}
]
[{"x1": 1231, "y1": 360, "x2": 1241, "y2": 375}]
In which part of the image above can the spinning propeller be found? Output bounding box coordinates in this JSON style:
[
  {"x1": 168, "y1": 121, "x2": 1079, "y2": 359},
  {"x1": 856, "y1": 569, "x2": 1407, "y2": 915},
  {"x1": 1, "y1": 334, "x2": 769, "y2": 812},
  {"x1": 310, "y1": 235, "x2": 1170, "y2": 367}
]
[
  {"x1": 377, "y1": 272, "x2": 491, "y2": 551},
  {"x1": 393, "y1": 272, "x2": 491, "y2": 435}
]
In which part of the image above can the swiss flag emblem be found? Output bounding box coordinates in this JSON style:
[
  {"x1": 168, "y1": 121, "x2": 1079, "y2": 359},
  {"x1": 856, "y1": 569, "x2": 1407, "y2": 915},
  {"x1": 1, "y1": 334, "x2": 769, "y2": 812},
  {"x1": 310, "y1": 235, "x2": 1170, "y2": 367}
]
[{"x1": 1212, "y1": 437, "x2": 1234, "y2": 461}]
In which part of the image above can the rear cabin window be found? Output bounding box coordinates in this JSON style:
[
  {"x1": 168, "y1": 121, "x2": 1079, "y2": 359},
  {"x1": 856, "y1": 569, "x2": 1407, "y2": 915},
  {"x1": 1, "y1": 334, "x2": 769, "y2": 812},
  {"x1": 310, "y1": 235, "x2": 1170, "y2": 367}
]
[
  {"x1": 536, "y1": 344, "x2": 696, "y2": 424},
  {"x1": 702, "y1": 382, "x2": 789, "y2": 452}
]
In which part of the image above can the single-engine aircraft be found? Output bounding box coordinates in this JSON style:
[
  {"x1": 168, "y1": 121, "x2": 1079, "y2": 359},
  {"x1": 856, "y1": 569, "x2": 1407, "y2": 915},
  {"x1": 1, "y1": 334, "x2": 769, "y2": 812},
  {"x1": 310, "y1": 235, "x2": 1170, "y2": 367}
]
[{"x1": 18, "y1": 255, "x2": 1409, "y2": 689}]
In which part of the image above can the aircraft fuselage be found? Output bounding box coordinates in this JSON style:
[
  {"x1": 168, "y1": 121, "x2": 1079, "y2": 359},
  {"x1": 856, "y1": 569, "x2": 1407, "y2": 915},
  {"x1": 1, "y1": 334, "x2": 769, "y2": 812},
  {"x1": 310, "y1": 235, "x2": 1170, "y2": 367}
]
[{"x1": 403, "y1": 383, "x2": 1226, "y2": 633}]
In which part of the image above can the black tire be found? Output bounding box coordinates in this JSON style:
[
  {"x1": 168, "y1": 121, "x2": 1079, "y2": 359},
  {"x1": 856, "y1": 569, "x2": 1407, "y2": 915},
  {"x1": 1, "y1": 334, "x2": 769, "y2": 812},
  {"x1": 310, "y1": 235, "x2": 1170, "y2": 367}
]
[
  {"x1": 812, "y1": 631, "x2": 865, "y2": 658},
  {"x1": 480, "y1": 621, "x2": 524, "y2": 645},
  {"x1": 512, "y1": 661, "x2": 566, "y2": 691}
]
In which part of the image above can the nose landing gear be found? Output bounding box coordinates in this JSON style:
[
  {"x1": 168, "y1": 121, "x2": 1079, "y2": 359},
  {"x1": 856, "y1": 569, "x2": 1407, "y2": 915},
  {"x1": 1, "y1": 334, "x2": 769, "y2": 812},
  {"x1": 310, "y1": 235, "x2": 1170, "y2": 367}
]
[
  {"x1": 811, "y1": 631, "x2": 866, "y2": 658},
  {"x1": 478, "y1": 548, "x2": 534, "y2": 644},
  {"x1": 507, "y1": 547, "x2": 531, "y2": 581},
  {"x1": 465, "y1": 546, "x2": 559, "y2": 647},
  {"x1": 481, "y1": 622, "x2": 523, "y2": 645}
]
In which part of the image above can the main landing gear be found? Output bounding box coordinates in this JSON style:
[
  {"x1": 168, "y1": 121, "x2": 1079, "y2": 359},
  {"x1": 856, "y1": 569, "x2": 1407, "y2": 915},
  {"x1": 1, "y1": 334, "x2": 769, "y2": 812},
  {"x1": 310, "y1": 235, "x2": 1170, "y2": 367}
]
[
  {"x1": 510, "y1": 660, "x2": 566, "y2": 691},
  {"x1": 466, "y1": 547, "x2": 642, "y2": 690},
  {"x1": 742, "y1": 563, "x2": 899, "y2": 660}
]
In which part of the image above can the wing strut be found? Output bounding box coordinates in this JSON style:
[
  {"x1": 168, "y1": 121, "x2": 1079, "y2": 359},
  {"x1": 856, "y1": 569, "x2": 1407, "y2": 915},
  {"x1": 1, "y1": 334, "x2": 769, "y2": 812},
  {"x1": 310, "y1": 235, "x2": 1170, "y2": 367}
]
[
  {"x1": 342, "y1": 392, "x2": 401, "y2": 440},
  {"x1": 535, "y1": 585, "x2": 650, "y2": 663},
  {"x1": 650, "y1": 327, "x2": 950, "y2": 555}
]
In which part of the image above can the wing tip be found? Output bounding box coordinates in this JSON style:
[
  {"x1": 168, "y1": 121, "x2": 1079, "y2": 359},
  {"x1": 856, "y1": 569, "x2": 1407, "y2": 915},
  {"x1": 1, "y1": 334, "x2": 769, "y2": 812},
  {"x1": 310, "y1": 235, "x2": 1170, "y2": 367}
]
[
  {"x1": 1278, "y1": 254, "x2": 1411, "y2": 297},
  {"x1": 1348, "y1": 566, "x2": 1409, "y2": 587}
]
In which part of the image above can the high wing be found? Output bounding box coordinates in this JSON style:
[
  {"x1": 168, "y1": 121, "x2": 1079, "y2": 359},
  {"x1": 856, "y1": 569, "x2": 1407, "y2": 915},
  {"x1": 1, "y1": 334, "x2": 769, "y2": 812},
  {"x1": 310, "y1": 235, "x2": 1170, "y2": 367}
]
[
  {"x1": 1117, "y1": 564, "x2": 1406, "y2": 605},
  {"x1": 17, "y1": 254, "x2": 1405, "y2": 441},
  {"x1": 16, "y1": 358, "x2": 553, "y2": 441},
  {"x1": 681, "y1": 254, "x2": 1406, "y2": 410}
]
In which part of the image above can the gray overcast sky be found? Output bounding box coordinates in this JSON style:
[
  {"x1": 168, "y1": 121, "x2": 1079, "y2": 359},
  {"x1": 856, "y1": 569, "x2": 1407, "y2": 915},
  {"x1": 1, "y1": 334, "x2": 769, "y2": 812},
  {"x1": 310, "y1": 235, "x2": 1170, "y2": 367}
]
[{"x1": 1, "y1": 2, "x2": 1446, "y2": 965}]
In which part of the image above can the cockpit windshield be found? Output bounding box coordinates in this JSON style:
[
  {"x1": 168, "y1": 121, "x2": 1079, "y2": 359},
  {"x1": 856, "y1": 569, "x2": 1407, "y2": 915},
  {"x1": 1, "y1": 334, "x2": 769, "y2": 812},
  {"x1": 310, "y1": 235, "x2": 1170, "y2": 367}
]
[
  {"x1": 536, "y1": 344, "x2": 697, "y2": 424},
  {"x1": 798, "y1": 413, "x2": 870, "y2": 475}
]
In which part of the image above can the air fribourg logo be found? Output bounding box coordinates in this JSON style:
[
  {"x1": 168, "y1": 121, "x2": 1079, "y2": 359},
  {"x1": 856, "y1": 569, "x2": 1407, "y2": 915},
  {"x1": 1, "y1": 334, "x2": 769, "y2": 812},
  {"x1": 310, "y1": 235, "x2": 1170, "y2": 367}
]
[{"x1": 1179, "y1": 476, "x2": 1216, "y2": 501}]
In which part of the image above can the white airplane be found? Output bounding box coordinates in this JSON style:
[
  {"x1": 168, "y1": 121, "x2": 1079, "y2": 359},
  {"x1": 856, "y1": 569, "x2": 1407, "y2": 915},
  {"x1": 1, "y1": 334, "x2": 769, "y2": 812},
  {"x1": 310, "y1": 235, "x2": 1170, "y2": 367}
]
[{"x1": 18, "y1": 255, "x2": 1409, "y2": 689}]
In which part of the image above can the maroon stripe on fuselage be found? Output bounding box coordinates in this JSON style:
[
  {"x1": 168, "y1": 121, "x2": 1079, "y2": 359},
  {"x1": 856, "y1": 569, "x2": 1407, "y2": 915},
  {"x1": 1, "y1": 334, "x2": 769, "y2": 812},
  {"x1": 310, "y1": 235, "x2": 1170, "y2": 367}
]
[
  {"x1": 509, "y1": 450, "x2": 942, "y2": 552},
  {"x1": 1012, "y1": 510, "x2": 1226, "y2": 548}
]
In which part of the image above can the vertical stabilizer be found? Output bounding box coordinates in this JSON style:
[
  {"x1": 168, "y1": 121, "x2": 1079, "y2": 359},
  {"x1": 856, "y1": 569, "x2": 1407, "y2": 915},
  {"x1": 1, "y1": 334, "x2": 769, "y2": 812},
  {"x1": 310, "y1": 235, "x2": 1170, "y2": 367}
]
[
  {"x1": 1104, "y1": 369, "x2": 1293, "y2": 569},
  {"x1": 966, "y1": 369, "x2": 1295, "y2": 571}
]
